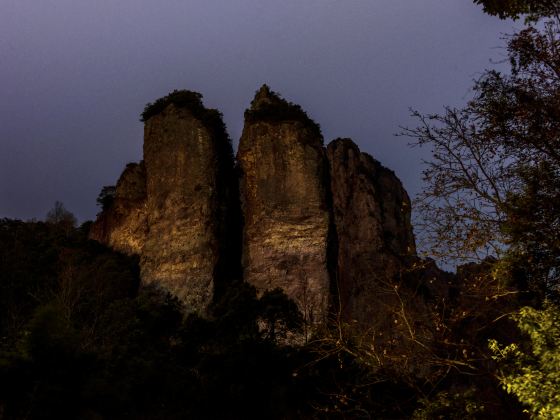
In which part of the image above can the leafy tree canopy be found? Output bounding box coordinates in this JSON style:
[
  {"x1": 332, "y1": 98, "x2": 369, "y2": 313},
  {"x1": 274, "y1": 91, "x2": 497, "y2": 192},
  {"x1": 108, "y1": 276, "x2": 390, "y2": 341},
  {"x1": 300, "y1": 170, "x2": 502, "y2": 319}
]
[
  {"x1": 473, "y1": 0, "x2": 560, "y2": 21},
  {"x1": 96, "y1": 185, "x2": 116, "y2": 211},
  {"x1": 403, "y1": 19, "x2": 560, "y2": 298},
  {"x1": 490, "y1": 301, "x2": 560, "y2": 418}
]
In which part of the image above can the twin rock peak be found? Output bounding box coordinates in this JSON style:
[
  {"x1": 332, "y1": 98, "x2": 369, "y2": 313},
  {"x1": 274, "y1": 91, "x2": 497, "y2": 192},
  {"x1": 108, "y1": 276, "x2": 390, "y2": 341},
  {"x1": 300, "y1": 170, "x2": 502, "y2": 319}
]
[{"x1": 90, "y1": 85, "x2": 439, "y2": 335}]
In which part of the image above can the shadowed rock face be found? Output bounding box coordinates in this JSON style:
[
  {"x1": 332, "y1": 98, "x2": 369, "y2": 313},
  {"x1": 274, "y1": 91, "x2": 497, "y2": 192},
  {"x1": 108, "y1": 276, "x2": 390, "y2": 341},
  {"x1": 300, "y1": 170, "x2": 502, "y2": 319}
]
[
  {"x1": 89, "y1": 162, "x2": 148, "y2": 255},
  {"x1": 237, "y1": 86, "x2": 331, "y2": 326},
  {"x1": 327, "y1": 139, "x2": 450, "y2": 378},
  {"x1": 327, "y1": 138, "x2": 417, "y2": 325}
]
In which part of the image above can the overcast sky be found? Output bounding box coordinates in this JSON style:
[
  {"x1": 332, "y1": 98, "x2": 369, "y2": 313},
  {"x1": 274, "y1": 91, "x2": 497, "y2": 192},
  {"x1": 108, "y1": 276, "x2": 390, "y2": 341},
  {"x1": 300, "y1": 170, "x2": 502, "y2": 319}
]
[{"x1": 1, "y1": 0, "x2": 517, "y2": 225}]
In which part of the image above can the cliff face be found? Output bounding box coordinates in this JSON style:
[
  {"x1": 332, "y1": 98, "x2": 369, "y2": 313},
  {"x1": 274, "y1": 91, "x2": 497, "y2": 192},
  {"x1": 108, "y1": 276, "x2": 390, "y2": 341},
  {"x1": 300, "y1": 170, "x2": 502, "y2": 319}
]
[
  {"x1": 141, "y1": 104, "x2": 234, "y2": 314},
  {"x1": 89, "y1": 161, "x2": 148, "y2": 255},
  {"x1": 237, "y1": 86, "x2": 331, "y2": 326},
  {"x1": 326, "y1": 139, "x2": 446, "y2": 377},
  {"x1": 91, "y1": 92, "x2": 237, "y2": 315},
  {"x1": 90, "y1": 86, "x2": 447, "y2": 356},
  {"x1": 327, "y1": 138, "x2": 416, "y2": 324}
]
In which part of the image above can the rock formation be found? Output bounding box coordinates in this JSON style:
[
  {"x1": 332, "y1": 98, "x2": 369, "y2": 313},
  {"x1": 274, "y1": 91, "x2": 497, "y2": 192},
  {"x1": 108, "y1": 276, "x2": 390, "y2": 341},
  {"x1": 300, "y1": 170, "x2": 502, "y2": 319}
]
[
  {"x1": 91, "y1": 91, "x2": 238, "y2": 314},
  {"x1": 89, "y1": 161, "x2": 148, "y2": 256},
  {"x1": 90, "y1": 86, "x2": 448, "y2": 358},
  {"x1": 327, "y1": 138, "x2": 416, "y2": 325},
  {"x1": 237, "y1": 86, "x2": 331, "y2": 327}
]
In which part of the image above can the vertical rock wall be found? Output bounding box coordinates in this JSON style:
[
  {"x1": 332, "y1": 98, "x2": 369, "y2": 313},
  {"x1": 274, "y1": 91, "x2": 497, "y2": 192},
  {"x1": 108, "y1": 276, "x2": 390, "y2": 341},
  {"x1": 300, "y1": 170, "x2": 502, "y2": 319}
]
[
  {"x1": 141, "y1": 103, "x2": 232, "y2": 314},
  {"x1": 327, "y1": 139, "x2": 447, "y2": 378},
  {"x1": 327, "y1": 138, "x2": 416, "y2": 325},
  {"x1": 90, "y1": 86, "x2": 446, "y2": 359},
  {"x1": 237, "y1": 86, "x2": 331, "y2": 326},
  {"x1": 89, "y1": 161, "x2": 148, "y2": 256},
  {"x1": 91, "y1": 92, "x2": 237, "y2": 315}
]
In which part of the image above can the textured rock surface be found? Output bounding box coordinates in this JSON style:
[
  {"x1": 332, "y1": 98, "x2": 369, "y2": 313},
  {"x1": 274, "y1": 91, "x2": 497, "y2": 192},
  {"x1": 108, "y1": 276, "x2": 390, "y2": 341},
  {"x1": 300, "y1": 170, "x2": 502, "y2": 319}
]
[
  {"x1": 89, "y1": 162, "x2": 148, "y2": 255},
  {"x1": 327, "y1": 138, "x2": 446, "y2": 377},
  {"x1": 90, "y1": 86, "x2": 449, "y2": 355},
  {"x1": 237, "y1": 86, "x2": 331, "y2": 326},
  {"x1": 327, "y1": 138, "x2": 416, "y2": 323},
  {"x1": 91, "y1": 92, "x2": 238, "y2": 315},
  {"x1": 141, "y1": 103, "x2": 235, "y2": 314}
]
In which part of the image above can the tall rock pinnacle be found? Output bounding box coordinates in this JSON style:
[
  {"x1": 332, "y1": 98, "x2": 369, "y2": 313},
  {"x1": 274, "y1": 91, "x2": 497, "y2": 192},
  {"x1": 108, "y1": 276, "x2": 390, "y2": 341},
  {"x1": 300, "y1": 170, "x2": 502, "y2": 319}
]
[
  {"x1": 90, "y1": 87, "x2": 447, "y2": 370},
  {"x1": 237, "y1": 86, "x2": 331, "y2": 327},
  {"x1": 91, "y1": 90, "x2": 238, "y2": 315},
  {"x1": 88, "y1": 86, "x2": 455, "y2": 379}
]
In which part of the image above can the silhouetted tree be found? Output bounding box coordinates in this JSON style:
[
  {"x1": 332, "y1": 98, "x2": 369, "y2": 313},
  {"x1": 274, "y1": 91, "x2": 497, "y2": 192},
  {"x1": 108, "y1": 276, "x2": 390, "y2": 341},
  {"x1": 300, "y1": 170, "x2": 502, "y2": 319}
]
[
  {"x1": 403, "y1": 18, "x2": 560, "y2": 298},
  {"x1": 45, "y1": 201, "x2": 77, "y2": 231},
  {"x1": 473, "y1": 0, "x2": 560, "y2": 21},
  {"x1": 96, "y1": 185, "x2": 116, "y2": 211}
]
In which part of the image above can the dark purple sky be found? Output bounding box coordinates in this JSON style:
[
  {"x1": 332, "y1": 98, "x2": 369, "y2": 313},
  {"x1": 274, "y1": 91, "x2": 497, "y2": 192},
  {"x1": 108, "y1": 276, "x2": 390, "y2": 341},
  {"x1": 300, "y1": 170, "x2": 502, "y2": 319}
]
[{"x1": 1, "y1": 0, "x2": 516, "y2": 224}]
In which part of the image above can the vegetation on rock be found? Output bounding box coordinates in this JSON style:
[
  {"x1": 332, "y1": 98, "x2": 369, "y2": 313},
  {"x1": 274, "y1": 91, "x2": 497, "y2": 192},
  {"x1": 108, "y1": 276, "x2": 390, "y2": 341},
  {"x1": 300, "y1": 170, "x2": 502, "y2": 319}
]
[
  {"x1": 140, "y1": 90, "x2": 232, "y2": 155},
  {"x1": 96, "y1": 185, "x2": 116, "y2": 211},
  {"x1": 244, "y1": 85, "x2": 322, "y2": 139}
]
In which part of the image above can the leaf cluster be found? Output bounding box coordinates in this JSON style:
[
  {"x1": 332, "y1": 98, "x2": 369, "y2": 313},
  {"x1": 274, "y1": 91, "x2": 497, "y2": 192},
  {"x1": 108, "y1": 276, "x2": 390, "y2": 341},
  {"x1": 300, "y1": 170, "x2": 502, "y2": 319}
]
[
  {"x1": 490, "y1": 301, "x2": 560, "y2": 418},
  {"x1": 473, "y1": 0, "x2": 560, "y2": 21}
]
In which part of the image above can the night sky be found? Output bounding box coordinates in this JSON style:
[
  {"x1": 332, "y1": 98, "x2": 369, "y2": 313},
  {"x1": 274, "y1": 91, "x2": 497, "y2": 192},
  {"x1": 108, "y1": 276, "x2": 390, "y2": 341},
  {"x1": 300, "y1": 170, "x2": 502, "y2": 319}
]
[{"x1": 1, "y1": 0, "x2": 516, "y2": 225}]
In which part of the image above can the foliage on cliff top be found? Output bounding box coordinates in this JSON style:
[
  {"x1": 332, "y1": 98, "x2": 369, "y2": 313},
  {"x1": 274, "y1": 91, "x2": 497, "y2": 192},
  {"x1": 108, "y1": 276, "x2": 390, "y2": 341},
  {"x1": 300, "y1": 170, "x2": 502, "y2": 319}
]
[
  {"x1": 140, "y1": 90, "x2": 231, "y2": 142},
  {"x1": 140, "y1": 89, "x2": 235, "y2": 184},
  {"x1": 245, "y1": 85, "x2": 322, "y2": 139}
]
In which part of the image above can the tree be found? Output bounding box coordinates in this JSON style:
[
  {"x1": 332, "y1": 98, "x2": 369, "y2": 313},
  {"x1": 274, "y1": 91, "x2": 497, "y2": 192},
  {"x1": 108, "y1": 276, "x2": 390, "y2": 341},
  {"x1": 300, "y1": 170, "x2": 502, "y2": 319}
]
[
  {"x1": 489, "y1": 301, "x2": 560, "y2": 418},
  {"x1": 473, "y1": 0, "x2": 560, "y2": 21},
  {"x1": 403, "y1": 17, "x2": 560, "y2": 416},
  {"x1": 96, "y1": 185, "x2": 116, "y2": 211},
  {"x1": 45, "y1": 201, "x2": 77, "y2": 229},
  {"x1": 402, "y1": 18, "x2": 560, "y2": 297}
]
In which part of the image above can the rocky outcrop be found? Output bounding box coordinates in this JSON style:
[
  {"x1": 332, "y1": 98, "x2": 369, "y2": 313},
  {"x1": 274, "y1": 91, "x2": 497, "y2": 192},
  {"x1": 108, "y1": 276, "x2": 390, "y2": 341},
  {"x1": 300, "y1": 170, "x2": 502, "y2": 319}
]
[
  {"x1": 237, "y1": 86, "x2": 331, "y2": 327},
  {"x1": 89, "y1": 161, "x2": 148, "y2": 255},
  {"x1": 90, "y1": 86, "x2": 449, "y2": 353},
  {"x1": 142, "y1": 104, "x2": 228, "y2": 313},
  {"x1": 91, "y1": 91, "x2": 238, "y2": 315},
  {"x1": 327, "y1": 138, "x2": 416, "y2": 325}
]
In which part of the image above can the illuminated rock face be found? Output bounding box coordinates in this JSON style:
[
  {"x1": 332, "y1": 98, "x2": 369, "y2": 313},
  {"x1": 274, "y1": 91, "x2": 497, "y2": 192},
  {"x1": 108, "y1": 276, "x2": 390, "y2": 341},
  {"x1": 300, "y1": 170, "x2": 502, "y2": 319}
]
[
  {"x1": 237, "y1": 87, "x2": 331, "y2": 327},
  {"x1": 89, "y1": 161, "x2": 148, "y2": 256},
  {"x1": 141, "y1": 104, "x2": 235, "y2": 314},
  {"x1": 91, "y1": 99, "x2": 237, "y2": 315}
]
